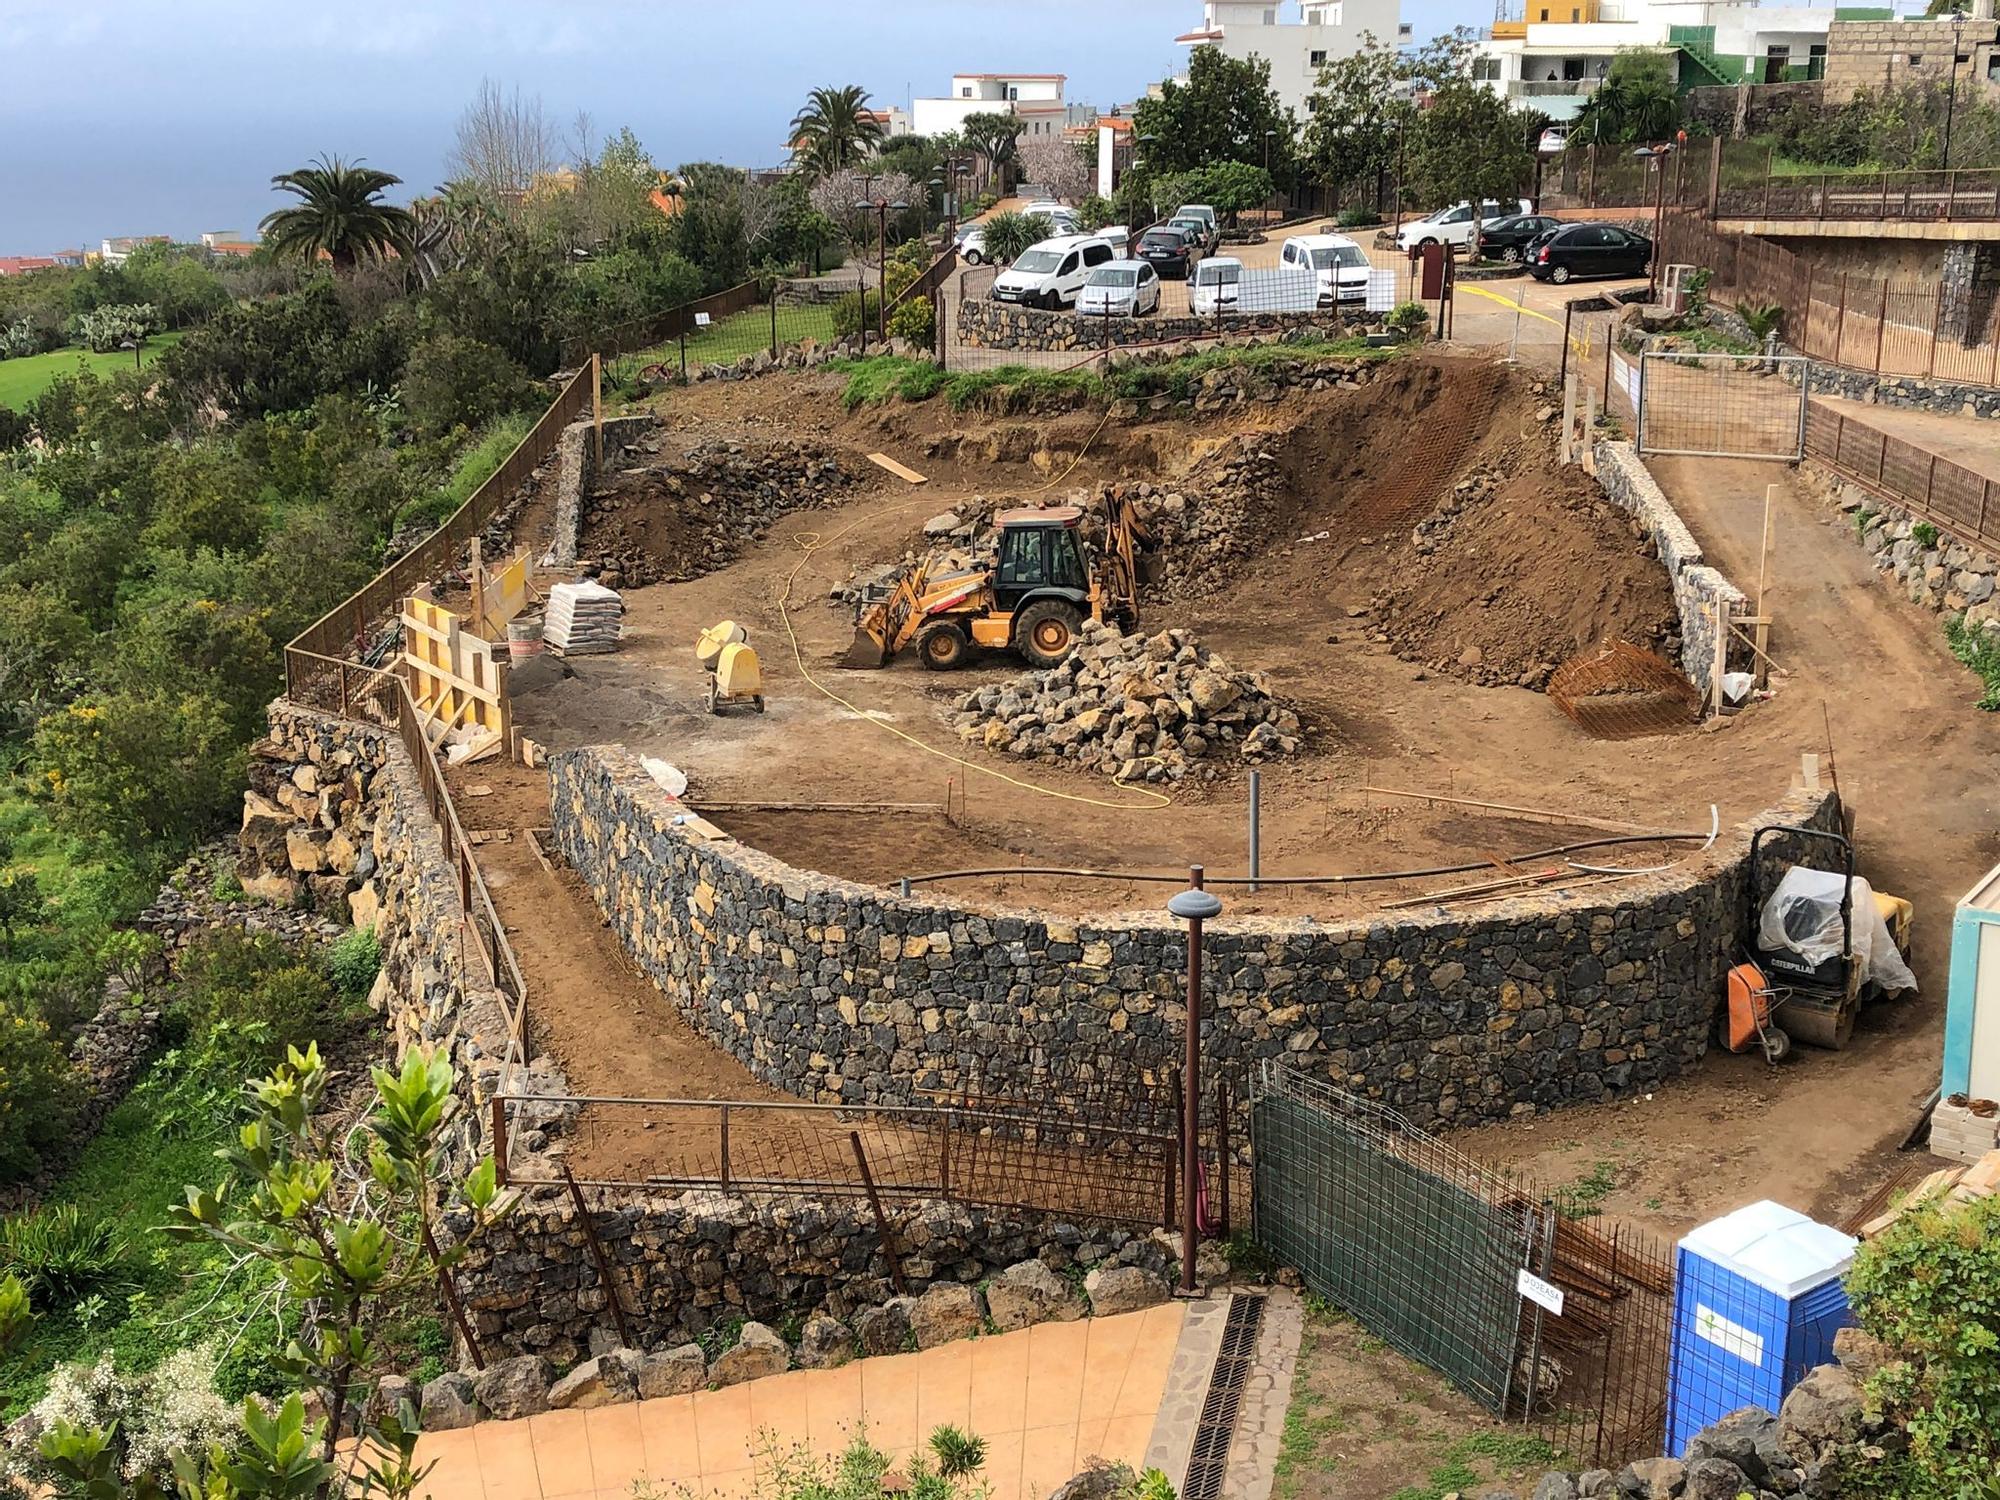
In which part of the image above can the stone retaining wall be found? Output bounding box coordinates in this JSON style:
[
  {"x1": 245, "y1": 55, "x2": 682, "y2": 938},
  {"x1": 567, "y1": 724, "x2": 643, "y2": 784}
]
[
  {"x1": 1592, "y1": 439, "x2": 1750, "y2": 699},
  {"x1": 547, "y1": 413, "x2": 655, "y2": 569},
  {"x1": 552, "y1": 745, "x2": 1838, "y2": 1129},
  {"x1": 1799, "y1": 460, "x2": 2000, "y2": 627},
  {"x1": 956, "y1": 298, "x2": 1374, "y2": 354}
]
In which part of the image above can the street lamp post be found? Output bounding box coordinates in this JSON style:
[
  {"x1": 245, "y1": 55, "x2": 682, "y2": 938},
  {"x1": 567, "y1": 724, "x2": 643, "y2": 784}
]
[
  {"x1": 852, "y1": 195, "x2": 911, "y2": 341},
  {"x1": 1167, "y1": 866, "x2": 1223, "y2": 1297},
  {"x1": 1264, "y1": 128, "x2": 1277, "y2": 224},
  {"x1": 1945, "y1": 5, "x2": 1969, "y2": 171}
]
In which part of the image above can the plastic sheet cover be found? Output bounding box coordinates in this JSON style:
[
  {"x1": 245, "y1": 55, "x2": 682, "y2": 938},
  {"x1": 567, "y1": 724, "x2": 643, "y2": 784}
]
[{"x1": 1757, "y1": 867, "x2": 1918, "y2": 994}]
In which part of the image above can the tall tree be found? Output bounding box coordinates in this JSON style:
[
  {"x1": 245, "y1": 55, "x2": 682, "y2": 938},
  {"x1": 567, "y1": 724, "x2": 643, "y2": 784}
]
[
  {"x1": 258, "y1": 156, "x2": 416, "y2": 270},
  {"x1": 960, "y1": 112, "x2": 1027, "y2": 193},
  {"x1": 447, "y1": 79, "x2": 558, "y2": 199},
  {"x1": 1405, "y1": 75, "x2": 1535, "y2": 252},
  {"x1": 1132, "y1": 48, "x2": 1296, "y2": 176},
  {"x1": 1302, "y1": 36, "x2": 1412, "y2": 210},
  {"x1": 789, "y1": 85, "x2": 885, "y2": 180},
  {"x1": 1016, "y1": 136, "x2": 1094, "y2": 203}
]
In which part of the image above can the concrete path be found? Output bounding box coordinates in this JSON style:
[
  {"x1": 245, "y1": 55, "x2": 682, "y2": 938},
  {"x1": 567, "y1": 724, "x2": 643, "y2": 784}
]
[
  {"x1": 1813, "y1": 392, "x2": 2000, "y2": 485},
  {"x1": 407, "y1": 1305, "x2": 1187, "y2": 1500}
]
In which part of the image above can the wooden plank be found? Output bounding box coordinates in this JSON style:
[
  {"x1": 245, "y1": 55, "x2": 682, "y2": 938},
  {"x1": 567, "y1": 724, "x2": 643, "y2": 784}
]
[{"x1": 867, "y1": 451, "x2": 929, "y2": 485}]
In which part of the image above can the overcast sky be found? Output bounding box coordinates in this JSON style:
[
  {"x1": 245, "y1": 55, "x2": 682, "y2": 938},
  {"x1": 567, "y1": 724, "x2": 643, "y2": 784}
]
[{"x1": 0, "y1": 0, "x2": 1492, "y2": 253}]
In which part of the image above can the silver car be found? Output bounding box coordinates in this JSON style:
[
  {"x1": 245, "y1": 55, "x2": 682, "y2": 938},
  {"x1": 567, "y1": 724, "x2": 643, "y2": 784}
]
[{"x1": 1074, "y1": 260, "x2": 1161, "y2": 318}]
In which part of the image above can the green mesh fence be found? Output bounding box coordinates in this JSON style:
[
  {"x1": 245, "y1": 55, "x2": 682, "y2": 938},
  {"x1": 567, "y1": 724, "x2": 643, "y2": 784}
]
[{"x1": 1251, "y1": 1069, "x2": 1539, "y2": 1413}]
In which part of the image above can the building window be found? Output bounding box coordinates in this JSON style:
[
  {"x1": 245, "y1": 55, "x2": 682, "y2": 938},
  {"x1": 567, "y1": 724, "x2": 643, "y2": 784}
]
[
  {"x1": 1989, "y1": 51, "x2": 2000, "y2": 80},
  {"x1": 1909, "y1": 53, "x2": 1923, "y2": 65},
  {"x1": 1263, "y1": 8, "x2": 1276, "y2": 23},
  {"x1": 1310, "y1": 49, "x2": 1327, "y2": 65},
  {"x1": 1306, "y1": 96, "x2": 1320, "y2": 111},
  {"x1": 960, "y1": 87, "x2": 971, "y2": 97},
  {"x1": 1007, "y1": 85, "x2": 1018, "y2": 99}
]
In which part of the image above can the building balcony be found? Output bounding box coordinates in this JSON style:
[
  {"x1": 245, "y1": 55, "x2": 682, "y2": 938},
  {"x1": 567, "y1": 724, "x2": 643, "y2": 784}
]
[{"x1": 1507, "y1": 77, "x2": 1600, "y2": 95}]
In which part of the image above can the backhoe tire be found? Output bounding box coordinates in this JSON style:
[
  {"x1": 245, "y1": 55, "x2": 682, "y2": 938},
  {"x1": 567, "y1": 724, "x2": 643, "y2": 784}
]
[
  {"x1": 1015, "y1": 601, "x2": 1084, "y2": 668},
  {"x1": 915, "y1": 621, "x2": 971, "y2": 671}
]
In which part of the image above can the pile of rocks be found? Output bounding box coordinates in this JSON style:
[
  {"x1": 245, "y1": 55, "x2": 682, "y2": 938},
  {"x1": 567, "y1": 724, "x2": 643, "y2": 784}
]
[
  {"x1": 582, "y1": 437, "x2": 858, "y2": 588},
  {"x1": 237, "y1": 727, "x2": 381, "y2": 920},
  {"x1": 1118, "y1": 444, "x2": 1287, "y2": 602},
  {"x1": 1518, "y1": 1351, "x2": 1875, "y2": 1500},
  {"x1": 685, "y1": 335, "x2": 929, "y2": 385},
  {"x1": 952, "y1": 621, "x2": 1302, "y2": 782},
  {"x1": 396, "y1": 1257, "x2": 1172, "y2": 1430}
]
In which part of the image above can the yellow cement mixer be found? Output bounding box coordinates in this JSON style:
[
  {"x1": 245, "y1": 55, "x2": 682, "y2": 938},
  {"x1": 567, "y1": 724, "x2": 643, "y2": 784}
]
[{"x1": 696, "y1": 620, "x2": 765, "y2": 715}]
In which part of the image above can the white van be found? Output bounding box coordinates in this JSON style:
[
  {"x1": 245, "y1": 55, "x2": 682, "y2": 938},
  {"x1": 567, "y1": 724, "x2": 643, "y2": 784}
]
[
  {"x1": 1396, "y1": 199, "x2": 1536, "y2": 252},
  {"x1": 1174, "y1": 203, "x2": 1219, "y2": 237},
  {"x1": 1279, "y1": 234, "x2": 1372, "y2": 306},
  {"x1": 1189, "y1": 256, "x2": 1243, "y2": 316},
  {"x1": 990, "y1": 234, "x2": 1121, "y2": 310}
]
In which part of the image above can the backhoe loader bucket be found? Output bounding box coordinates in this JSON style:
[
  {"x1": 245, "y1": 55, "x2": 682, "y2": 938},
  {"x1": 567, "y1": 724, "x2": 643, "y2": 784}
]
[{"x1": 841, "y1": 626, "x2": 890, "y2": 669}]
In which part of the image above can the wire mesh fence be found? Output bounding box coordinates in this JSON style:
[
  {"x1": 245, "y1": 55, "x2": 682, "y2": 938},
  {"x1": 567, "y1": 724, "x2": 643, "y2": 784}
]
[
  {"x1": 598, "y1": 276, "x2": 864, "y2": 390},
  {"x1": 1251, "y1": 1062, "x2": 1675, "y2": 1471},
  {"x1": 1635, "y1": 351, "x2": 1807, "y2": 460}
]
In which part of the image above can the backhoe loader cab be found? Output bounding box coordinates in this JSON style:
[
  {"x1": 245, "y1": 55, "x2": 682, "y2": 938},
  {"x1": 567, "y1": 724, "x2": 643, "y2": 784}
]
[{"x1": 843, "y1": 496, "x2": 1153, "y2": 672}]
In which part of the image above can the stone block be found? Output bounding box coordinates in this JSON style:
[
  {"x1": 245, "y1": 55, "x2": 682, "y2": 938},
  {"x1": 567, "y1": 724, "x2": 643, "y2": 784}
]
[
  {"x1": 1084, "y1": 1265, "x2": 1168, "y2": 1316},
  {"x1": 986, "y1": 1259, "x2": 1085, "y2": 1332},
  {"x1": 854, "y1": 1298, "x2": 912, "y2": 1355},
  {"x1": 1778, "y1": 1363, "x2": 1863, "y2": 1459},
  {"x1": 419, "y1": 1372, "x2": 478, "y2": 1430},
  {"x1": 548, "y1": 1348, "x2": 642, "y2": 1408},
  {"x1": 910, "y1": 1283, "x2": 985, "y2": 1348},
  {"x1": 637, "y1": 1344, "x2": 708, "y2": 1399},
  {"x1": 473, "y1": 1354, "x2": 553, "y2": 1420},
  {"x1": 710, "y1": 1321, "x2": 789, "y2": 1386},
  {"x1": 794, "y1": 1314, "x2": 855, "y2": 1369}
]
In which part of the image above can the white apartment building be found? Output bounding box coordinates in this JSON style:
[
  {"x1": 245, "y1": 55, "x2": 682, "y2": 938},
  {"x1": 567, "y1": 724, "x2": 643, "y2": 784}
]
[
  {"x1": 910, "y1": 74, "x2": 1096, "y2": 140},
  {"x1": 1472, "y1": 0, "x2": 1861, "y2": 120},
  {"x1": 1174, "y1": 1, "x2": 1412, "y2": 121}
]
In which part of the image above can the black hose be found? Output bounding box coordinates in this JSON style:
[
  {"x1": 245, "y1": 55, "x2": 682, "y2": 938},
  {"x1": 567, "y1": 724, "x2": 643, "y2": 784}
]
[{"x1": 899, "y1": 830, "x2": 1712, "y2": 890}]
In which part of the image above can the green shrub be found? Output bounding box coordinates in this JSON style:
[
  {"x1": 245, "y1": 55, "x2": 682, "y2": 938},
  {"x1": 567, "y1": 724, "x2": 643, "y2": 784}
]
[
  {"x1": 0, "y1": 1271, "x2": 28, "y2": 1351},
  {"x1": 1335, "y1": 205, "x2": 1383, "y2": 228},
  {"x1": 1912, "y1": 520, "x2": 1941, "y2": 550},
  {"x1": 209, "y1": 864, "x2": 244, "y2": 903},
  {"x1": 929, "y1": 1425, "x2": 986, "y2": 1479},
  {"x1": 887, "y1": 294, "x2": 935, "y2": 346},
  {"x1": 172, "y1": 929, "x2": 339, "y2": 1059},
  {"x1": 397, "y1": 332, "x2": 538, "y2": 440},
  {"x1": 325, "y1": 925, "x2": 381, "y2": 1001},
  {"x1": 0, "y1": 1204, "x2": 127, "y2": 1302},
  {"x1": 1386, "y1": 301, "x2": 1431, "y2": 341},
  {"x1": 1736, "y1": 299, "x2": 1785, "y2": 341},
  {"x1": 1846, "y1": 1191, "x2": 2000, "y2": 1496},
  {"x1": 1945, "y1": 612, "x2": 2000, "y2": 710},
  {"x1": 0, "y1": 1000, "x2": 80, "y2": 1181}
]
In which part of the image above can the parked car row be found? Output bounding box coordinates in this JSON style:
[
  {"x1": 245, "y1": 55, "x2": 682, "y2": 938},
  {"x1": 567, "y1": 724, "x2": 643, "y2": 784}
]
[{"x1": 1394, "y1": 200, "x2": 1653, "y2": 283}]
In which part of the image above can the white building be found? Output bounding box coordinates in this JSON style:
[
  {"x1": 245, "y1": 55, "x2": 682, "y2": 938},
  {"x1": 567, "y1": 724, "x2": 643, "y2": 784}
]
[
  {"x1": 1173, "y1": 1, "x2": 1412, "y2": 121},
  {"x1": 910, "y1": 74, "x2": 1095, "y2": 141},
  {"x1": 1472, "y1": 0, "x2": 1854, "y2": 120}
]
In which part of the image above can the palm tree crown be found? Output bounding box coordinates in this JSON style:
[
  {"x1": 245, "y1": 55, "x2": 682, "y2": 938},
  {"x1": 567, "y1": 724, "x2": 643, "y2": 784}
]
[
  {"x1": 259, "y1": 155, "x2": 418, "y2": 269},
  {"x1": 790, "y1": 85, "x2": 884, "y2": 180}
]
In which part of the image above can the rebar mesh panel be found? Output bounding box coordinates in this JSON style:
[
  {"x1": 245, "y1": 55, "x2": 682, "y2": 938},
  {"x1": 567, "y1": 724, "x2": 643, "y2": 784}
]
[
  {"x1": 1547, "y1": 641, "x2": 1702, "y2": 740},
  {"x1": 1251, "y1": 1068, "x2": 1534, "y2": 1412}
]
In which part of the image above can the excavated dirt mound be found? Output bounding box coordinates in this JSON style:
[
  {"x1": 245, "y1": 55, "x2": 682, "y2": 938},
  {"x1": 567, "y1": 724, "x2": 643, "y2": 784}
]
[
  {"x1": 1368, "y1": 438, "x2": 1679, "y2": 689},
  {"x1": 581, "y1": 437, "x2": 858, "y2": 587}
]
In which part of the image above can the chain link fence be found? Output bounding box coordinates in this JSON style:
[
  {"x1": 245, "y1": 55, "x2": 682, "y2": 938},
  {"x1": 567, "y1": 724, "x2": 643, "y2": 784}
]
[
  {"x1": 1636, "y1": 351, "x2": 1807, "y2": 461},
  {"x1": 594, "y1": 275, "x2": 867, "y2": 391}
]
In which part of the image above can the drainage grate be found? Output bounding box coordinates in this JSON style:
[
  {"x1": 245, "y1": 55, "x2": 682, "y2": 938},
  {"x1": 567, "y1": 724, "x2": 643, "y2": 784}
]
[{"x1": 1181, "y1": 1293, "x2": 1267, "y2": 1500}]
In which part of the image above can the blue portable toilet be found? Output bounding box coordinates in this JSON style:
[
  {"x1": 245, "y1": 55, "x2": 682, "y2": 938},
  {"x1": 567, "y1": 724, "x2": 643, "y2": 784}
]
[{"x1": 1666, "y1": 1200, "x2": 1857, "y2": 1456}]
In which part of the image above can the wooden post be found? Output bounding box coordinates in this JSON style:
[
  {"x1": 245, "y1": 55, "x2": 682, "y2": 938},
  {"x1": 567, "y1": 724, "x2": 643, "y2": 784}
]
[
  {"x1": 1835, "y1": 273, "x2": 1849, "y2": 360},
  {"x1": 718, "y1": 1103, "x2": 731, "y2": 1194},
  {"x1": 1583, "y1": 385, "x2": 1599, "y2": 474},
  {"x1": 1928, "y1": 289, "x2": 1943, "y2": 377},
  {"x1": 1754, "y1": 484, "x2": 1776, "y2": 688},
  {"x1": 1562, "y1": 372, "x2": 1578, "y2": 465},
  {"x1": 591, "y1": 353, "x2": 603, "y2": 471},
  {"x1": 1711, "y1": 595, "x2": 1731, "y2": 718},
  {"x1": 490, "y1": 1096, "x2": 509, "y2": 1186},
  {"x1": 1708, "y1": 135, "x2": 1723, "y2": 218},
  {"x1": 1875, "y1": 281, "x2": 1889, "y2": 374}
]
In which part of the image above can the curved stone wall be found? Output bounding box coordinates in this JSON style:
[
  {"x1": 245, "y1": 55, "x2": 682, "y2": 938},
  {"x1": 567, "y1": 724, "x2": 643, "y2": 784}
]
[{"x1": 551, "y1": 746, "x2": 1839, "y2": 1128}]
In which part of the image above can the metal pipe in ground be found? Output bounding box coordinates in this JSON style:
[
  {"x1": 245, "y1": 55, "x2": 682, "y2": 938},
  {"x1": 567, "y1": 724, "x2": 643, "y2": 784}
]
[
  {"x1": 1248, "y1": 771, "x2": 1261, "y2": 894},
  {"x1": 1168, "y1": 866, "x2": 1224, "y2": 1295}
]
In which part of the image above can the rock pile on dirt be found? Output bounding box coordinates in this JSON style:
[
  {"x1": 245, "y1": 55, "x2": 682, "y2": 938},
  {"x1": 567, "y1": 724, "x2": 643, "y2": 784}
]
[
  {"x1": 952, "y1": 622, "x2": 1302, "y2": 782},
  {"x1": 581, "y1": 438, "x2": 857, "y2": 587}
]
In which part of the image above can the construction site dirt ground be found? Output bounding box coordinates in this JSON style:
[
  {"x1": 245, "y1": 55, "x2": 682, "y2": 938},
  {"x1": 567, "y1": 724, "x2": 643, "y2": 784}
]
[{"x1": 450, "y1": 346, "x2": 2000, "y2": 1247}]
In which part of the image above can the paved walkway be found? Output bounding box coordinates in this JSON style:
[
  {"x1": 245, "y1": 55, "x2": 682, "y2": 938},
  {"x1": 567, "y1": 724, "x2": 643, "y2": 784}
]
[
  {"x1": 409, "y1": 1305, "x2": 1186, "y2": 1500},
  {"x1": 1813, "y1": 392, "x2": 2000, "y2": 485}
]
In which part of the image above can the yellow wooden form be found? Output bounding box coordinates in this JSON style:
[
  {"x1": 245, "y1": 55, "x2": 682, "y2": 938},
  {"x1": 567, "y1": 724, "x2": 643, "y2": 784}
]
[
  {"x1": 469, "y1": 540, "x2": 535, "y2": 640},
  {"x1": 401, "y1": 596, "x2": 511, "y2": 758}
]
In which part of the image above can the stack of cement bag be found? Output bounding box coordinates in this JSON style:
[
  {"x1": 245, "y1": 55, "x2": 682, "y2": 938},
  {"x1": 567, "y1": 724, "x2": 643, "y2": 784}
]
[{"x1": 543, "y1": 580, "x2": 624, "y2": 656}]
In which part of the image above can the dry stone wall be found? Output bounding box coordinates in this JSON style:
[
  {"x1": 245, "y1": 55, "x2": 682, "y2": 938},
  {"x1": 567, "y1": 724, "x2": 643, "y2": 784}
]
[
  {"x1": 1799, "y1": 460, "x2": 2000, "y2": 626},
  {"x1": 1592, "y1": 439, "x2": 1749, "y2": 700},
  {"x1": 956, "y1": 299, "x2": 1374, "y2": 354},
  {"x1": 552, "y1": 745, "x2": 1838, "y2": 1129}
]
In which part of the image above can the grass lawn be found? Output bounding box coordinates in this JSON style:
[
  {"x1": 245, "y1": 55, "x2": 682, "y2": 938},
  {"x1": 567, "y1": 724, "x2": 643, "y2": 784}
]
[
  {"x1": 0, "y1": 333, "x2": 182, "y2": 411},
  {"x1": 613, "y1": 303, "x2": 843, "y2": 375}
]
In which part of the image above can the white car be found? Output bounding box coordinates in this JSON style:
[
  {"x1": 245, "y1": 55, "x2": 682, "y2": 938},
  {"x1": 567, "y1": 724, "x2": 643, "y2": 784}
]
[
  {"x1": 1174, "y1": 203, "x2": 1219, "y2": 238},
  {"x1": 1074, "y1": 259, "x2": 1161, "y2": 318},
  {"x1": 1279, "y1": 233, "x2": 1372, "y2": 306},
  {"x1": 1396, "y1": 199, "x2": 1536, "y2": 252},
  {"x1": 1189, "y1": 256, "x2": 1243, "y2": 316},
  {"x1": 956, "y1": 225, "x2": 990, "y2": 265},
  {"x1": 990, "y1": 234, "x2": 1122, "y2": 309},
  {"x1": 1539, "y1": 126, "x2": 1571, "y2": 155},
  {"x1": 1094, "y1": 224, "x2": 1133, "y2": 257}
]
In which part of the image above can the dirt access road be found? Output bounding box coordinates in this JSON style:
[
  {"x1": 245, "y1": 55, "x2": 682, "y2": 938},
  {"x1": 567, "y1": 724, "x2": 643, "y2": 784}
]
[{"x1": 1459, "y1": 444, "x2": 2000, "y2": 1238}]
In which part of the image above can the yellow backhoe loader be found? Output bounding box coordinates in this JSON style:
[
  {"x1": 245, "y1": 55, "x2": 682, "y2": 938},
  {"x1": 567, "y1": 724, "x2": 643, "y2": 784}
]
[{"x1": 843, "y1": 495, "x2": 1156, "y2": 671}]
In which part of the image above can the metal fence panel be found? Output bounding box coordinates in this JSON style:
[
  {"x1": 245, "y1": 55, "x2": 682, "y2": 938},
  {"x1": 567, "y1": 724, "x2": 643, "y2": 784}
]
[
  {"x1": 1636, "y1": 351, "x2": 1806, "y2": 460},
  {"x1": 1252, "y1": 1070, "x2": 1535, "y2": 1412}
]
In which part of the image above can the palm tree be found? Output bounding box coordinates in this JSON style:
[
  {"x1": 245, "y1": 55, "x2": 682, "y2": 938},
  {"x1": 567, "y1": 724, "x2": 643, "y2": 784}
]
[
  {"x1": 260, "y1": 156, "x2": 417, "y2": 270},
  {"x1": 1622, "y1": 77, "x2": 1681, "y2": 142},
  {"x1": 790, "y1": 86, "x2": 885, "y2": 180}
]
